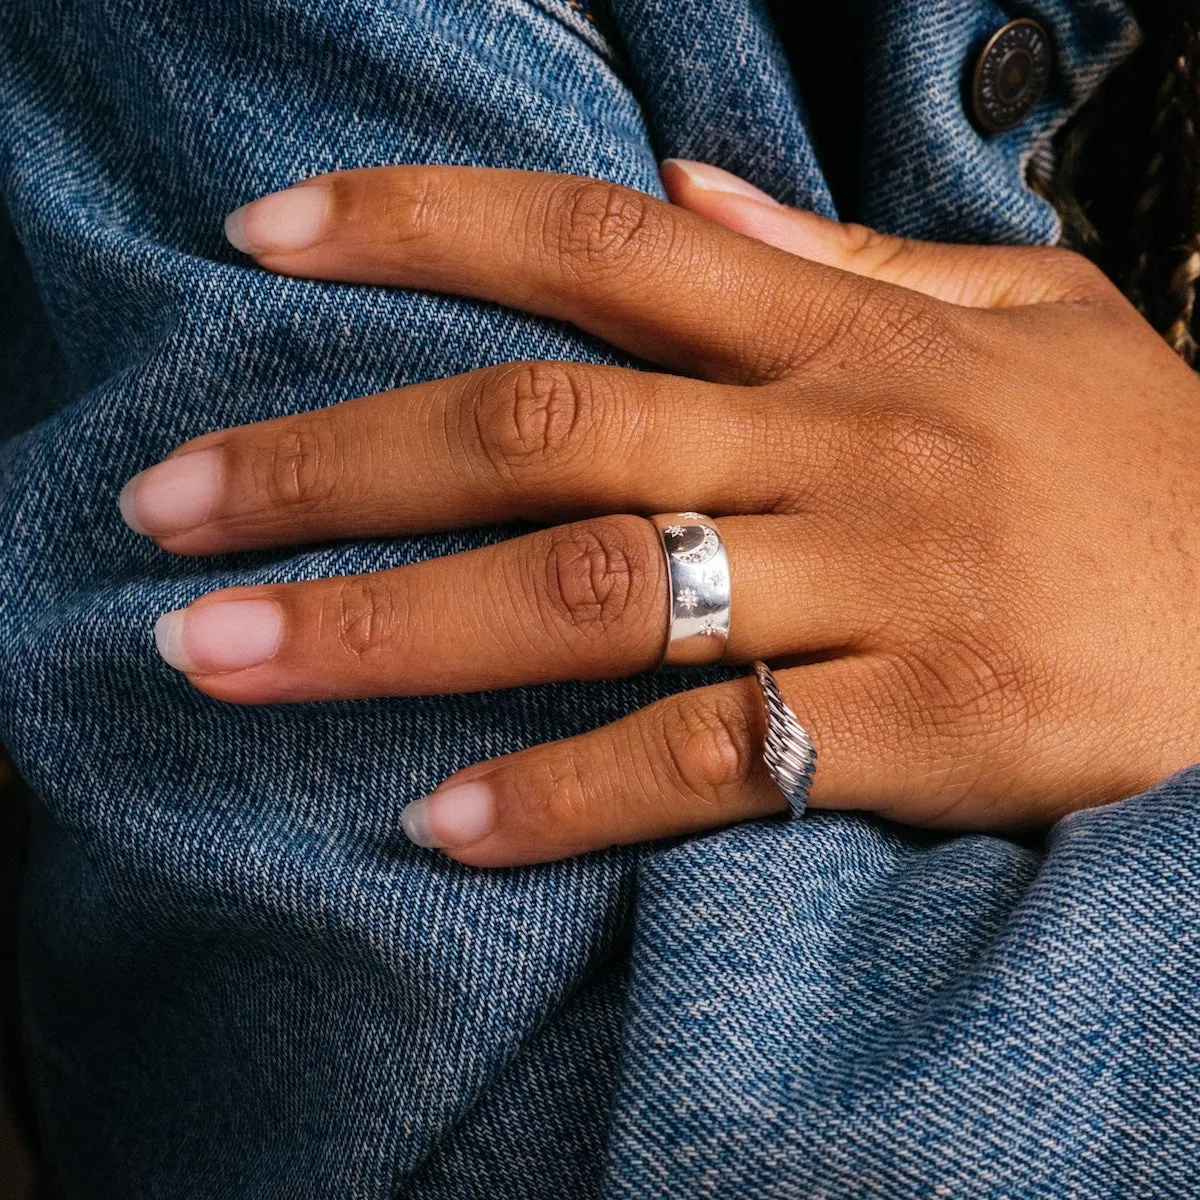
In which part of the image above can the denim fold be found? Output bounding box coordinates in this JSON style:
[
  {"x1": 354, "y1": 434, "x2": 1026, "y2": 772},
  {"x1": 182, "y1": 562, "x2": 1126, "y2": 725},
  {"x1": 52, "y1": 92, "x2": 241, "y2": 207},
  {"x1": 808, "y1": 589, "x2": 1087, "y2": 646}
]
[{"x1": 2, "y1": 2, "x2": 1194, "y2": 1197}]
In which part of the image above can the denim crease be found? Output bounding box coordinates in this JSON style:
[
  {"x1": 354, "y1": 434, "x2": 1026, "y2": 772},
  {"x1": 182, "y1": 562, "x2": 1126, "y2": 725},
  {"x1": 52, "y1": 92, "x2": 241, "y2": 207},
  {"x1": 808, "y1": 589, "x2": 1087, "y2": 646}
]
[{"x1": 1, "y1": 1, "x2": 1195, "y2": 1197}]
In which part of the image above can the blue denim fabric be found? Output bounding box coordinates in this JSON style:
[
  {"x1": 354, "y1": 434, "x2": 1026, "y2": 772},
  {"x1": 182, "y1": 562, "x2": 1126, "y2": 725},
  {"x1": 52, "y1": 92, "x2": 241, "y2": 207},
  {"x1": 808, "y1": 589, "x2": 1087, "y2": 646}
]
[{"x1": 2, "y1": 1, "x2": 1196, "y2": 1197}]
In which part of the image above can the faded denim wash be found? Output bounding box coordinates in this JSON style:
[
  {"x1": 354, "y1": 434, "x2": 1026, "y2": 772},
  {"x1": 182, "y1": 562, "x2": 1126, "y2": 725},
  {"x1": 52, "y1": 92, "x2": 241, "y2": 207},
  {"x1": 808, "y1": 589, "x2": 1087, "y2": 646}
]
[{"x1": 1, "y1": 1, "x2": 1197, "y2": 1197}]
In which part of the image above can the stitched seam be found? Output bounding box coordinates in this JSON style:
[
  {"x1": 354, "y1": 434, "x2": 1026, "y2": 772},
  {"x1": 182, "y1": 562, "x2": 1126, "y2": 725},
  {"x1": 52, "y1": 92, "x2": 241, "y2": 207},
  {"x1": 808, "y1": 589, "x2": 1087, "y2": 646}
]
[{"x1": 517, "y1": 0, "x2": 624, "y2": 72}]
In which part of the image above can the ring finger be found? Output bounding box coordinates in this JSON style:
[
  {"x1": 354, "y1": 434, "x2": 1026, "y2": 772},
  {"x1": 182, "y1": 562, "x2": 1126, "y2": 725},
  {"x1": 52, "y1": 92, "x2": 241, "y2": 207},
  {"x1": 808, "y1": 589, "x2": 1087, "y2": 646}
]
[{"x1": 154, "y1": 513, "x2": 880, "y2": 704}]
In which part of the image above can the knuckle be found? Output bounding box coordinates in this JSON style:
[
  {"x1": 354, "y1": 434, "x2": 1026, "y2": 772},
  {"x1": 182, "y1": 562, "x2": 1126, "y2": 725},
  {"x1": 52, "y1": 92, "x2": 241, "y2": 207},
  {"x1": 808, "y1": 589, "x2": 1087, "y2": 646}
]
[
  {"x1": 859, "y1": 405, "x2": 991, "y2": 502},
  {"x1": 551, "y1": 179, "x2": 669, "y2": 281},
  {"x1": 778, "y1": 278, "x2": 968, "y2": 379},
  {"x1": 538, "y1": 518, "x2": 655, "y2": 645},
  {"x1": 857, "y1": 290, "x2": 964, "y2": 371},
  {"x1": 902, "y1": 639, "x2": 1047, "y2": 743},
  {"x1": 331, "y1": 576, "x2": 404, "y2": 662},
  {"x1": 471, "y1": 361, "x2": 598, "y2": 480},
  {"x1": 658, "y1": 693, "x2": 757, "y2": 805},
  {"x1": 252, "y1": 420, "x2": 342, "y2": 511},
  {"x1": 879, "y1": 585, "x2": 1055, "y2": 756}
]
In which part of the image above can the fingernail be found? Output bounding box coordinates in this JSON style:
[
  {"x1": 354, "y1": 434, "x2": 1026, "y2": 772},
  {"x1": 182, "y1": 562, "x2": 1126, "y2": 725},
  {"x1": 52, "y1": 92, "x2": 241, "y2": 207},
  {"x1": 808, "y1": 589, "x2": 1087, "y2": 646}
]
[
  {"x1": 225, "y1": 183, "x2": 332, "y2": 254},
  {"x1": 401, "y1": 781, "x2": 496, "y2": 849},
  {"x1": 661, "y1": 159, "x2": 781, "y2": 206},
  {"x1": 119, "y1": 449, "x2": 222, "y2": 536},
  {"x1": 154, "y1": 600, "x2": 283, "y2": 673}
]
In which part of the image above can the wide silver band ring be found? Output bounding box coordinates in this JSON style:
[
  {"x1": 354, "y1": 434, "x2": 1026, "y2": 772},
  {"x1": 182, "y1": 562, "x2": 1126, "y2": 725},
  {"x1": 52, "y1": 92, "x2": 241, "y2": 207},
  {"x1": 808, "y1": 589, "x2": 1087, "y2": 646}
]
[
  {"x1": 753, "y1": 660, "x2": 817, "y2": 819},
  {"x1": 650, "y1": 512, "x2": 731, "y2": 667}
]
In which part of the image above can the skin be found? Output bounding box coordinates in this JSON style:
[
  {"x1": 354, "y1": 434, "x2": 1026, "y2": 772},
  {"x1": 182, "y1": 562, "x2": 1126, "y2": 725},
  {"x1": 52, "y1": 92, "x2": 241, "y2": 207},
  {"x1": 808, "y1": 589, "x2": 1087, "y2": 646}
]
[{"x1": 119, "y1": 159, "x2": 1200, "y2": 867}]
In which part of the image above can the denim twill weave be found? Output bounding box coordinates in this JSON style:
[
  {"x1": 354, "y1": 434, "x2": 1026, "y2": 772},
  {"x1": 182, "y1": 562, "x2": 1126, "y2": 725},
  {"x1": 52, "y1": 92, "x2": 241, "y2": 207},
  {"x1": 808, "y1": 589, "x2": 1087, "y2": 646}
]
[{"x1": 2, "y1": 1, "x2": 1195, "y2": 1198}]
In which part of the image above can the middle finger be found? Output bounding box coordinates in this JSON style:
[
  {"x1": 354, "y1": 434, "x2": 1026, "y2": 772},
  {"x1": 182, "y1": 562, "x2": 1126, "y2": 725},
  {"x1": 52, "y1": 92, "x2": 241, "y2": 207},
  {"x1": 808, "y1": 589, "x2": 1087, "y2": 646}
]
[{"x1": 121, "y1": 362, "x2": 845, "y2": 556}]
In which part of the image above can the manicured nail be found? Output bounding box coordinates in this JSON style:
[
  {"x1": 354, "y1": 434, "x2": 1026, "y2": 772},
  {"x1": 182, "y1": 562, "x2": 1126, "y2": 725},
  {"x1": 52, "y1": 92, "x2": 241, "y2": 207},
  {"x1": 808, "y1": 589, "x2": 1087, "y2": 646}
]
[
  {"x1": 401, "y1": 781, "x2": 496, "y2": 849},
  {"x1": 661, "y1": 159, "x2": 781, "y2": 205},
  {"x1": 119, "y1": 449, "x2": 221, "y2": 536},
  {"x1": 154, "y1": 600, "x2": 283, "y2": 673},
  {"x1": 225, "y1": 182, "x2": 332, "y2": 254}
]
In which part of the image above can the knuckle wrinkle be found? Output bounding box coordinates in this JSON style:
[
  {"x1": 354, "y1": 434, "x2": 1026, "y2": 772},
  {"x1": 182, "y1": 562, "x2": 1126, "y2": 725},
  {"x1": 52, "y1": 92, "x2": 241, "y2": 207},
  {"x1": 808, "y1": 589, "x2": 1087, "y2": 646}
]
[
  {"x1": 541, "y1": 520, "x2": 649, "y2": 640},
  {"x1": 661, "y1": 695, "x2": 756, "y2": 804},
  {"x1": 555, "y1": 180, "x2": 661, "y2": 279},
  {"x1": 257, "y1": 422, "x2": 340, "y2": 510},
  {"x1": 334, "y1": 577, "x2": 402, "y2": 662},
  {"x1": 474, "y1": 362, "x2": 593, "y2": 478}
]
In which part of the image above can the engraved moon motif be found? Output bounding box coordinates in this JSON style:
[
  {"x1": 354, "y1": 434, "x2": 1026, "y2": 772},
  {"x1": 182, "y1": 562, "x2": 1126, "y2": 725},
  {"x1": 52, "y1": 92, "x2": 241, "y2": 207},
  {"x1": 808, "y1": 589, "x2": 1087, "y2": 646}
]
[{"x1": 667, "y1": 524, "x2": 720, "y2": 565}]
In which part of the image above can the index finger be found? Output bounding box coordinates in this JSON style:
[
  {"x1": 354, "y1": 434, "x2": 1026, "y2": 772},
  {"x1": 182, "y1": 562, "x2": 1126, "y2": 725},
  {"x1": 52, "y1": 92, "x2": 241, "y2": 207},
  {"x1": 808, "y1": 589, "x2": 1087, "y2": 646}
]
[{"x1": 223, "y1": 166, "x2": 941, "y2": 385}]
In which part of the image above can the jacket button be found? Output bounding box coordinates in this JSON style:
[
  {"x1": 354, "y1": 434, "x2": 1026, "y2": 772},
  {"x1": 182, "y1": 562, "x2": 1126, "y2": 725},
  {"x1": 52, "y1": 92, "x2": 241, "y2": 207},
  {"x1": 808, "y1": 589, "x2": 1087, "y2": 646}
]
[{"x1": 970, "y1": 18, "x2": 1051, "y2": 133}]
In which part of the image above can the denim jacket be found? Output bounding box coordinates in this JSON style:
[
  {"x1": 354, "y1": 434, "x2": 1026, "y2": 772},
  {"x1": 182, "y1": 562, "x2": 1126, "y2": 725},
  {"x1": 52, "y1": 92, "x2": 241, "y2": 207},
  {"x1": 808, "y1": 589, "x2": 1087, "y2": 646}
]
[{"x1": 1, "y1": 2, "x2": 1196, "y2": 1197}]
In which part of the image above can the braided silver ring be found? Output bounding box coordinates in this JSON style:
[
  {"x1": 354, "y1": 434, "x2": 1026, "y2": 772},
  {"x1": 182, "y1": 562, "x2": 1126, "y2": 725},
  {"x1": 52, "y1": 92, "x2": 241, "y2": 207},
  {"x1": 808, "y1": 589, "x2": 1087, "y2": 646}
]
[
  {"x1": 651, "y1": 512, "x2": 731, "y2": 667},
  {"x1": 753, "y1": 660, "x2": 817, "y2": 818}
]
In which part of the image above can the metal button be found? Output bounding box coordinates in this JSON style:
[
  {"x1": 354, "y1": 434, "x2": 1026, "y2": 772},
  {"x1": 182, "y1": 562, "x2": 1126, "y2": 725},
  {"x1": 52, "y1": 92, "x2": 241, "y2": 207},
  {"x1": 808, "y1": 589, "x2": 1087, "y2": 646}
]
[{"x1": 971, "y1": 18, "x2": 1051, "y2": 133}]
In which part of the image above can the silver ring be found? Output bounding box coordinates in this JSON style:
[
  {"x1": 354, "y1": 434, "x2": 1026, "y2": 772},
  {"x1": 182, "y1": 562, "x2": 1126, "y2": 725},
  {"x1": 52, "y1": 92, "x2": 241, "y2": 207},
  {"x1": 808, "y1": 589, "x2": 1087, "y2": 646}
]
[
  {"x1": 753, "y1": 660, "x2": 817, "y2": 819},
  {"x1": 651, "y1": 512, "x2": 731, "y2": 666}
]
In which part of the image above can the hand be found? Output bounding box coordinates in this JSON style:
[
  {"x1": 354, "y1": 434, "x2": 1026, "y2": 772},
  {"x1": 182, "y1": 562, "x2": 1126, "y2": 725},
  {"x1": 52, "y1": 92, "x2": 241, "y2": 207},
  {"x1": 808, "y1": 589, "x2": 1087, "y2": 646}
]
[{"x1": 118, "y1": 160, "x2": 1200, "y2": 867}]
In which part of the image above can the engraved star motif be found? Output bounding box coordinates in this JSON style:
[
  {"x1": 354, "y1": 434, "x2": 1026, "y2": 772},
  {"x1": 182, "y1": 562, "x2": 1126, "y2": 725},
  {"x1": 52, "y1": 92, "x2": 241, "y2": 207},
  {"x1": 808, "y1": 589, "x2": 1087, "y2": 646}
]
[
  {"x1": 700, "y1": 616, "x2": 722, "y2": 637},
  {"x1": 706, "y1": 571, "x2": 724, "y2": 588},
  {"x1": 663, "y1": 524, "x2": 686, "y2": 538},
  {"x1": 677, "y1": 587, "x2": 699, "y2": 612}
]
